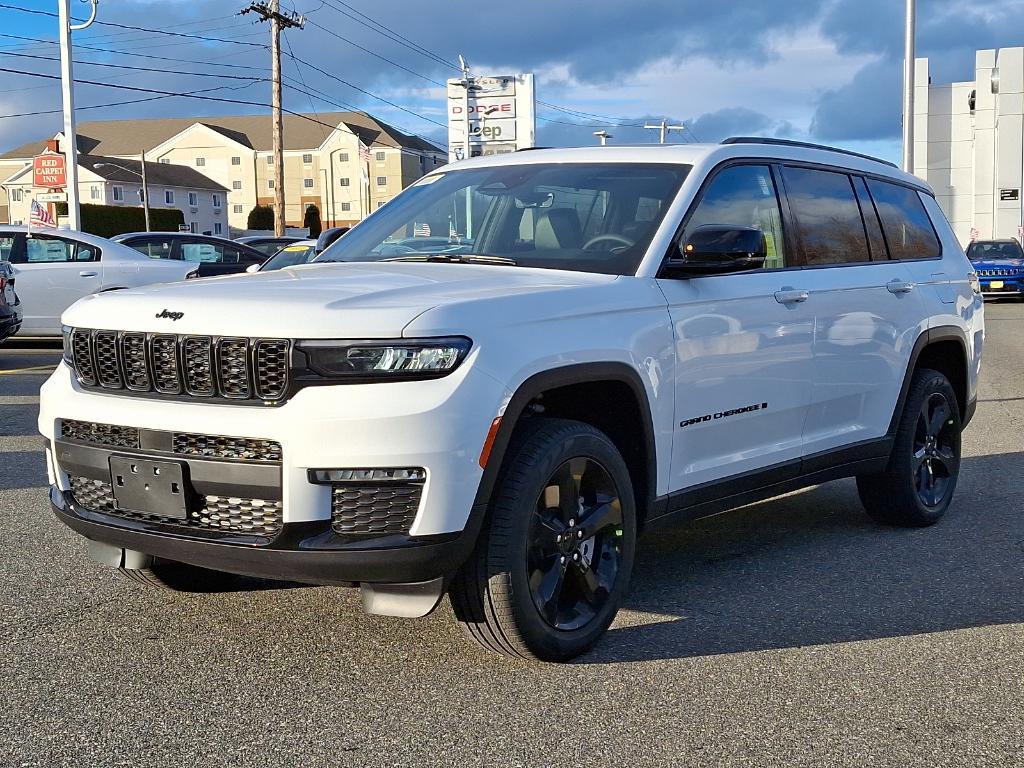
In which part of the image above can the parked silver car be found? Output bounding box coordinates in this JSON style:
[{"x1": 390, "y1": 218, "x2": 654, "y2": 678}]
[{"x1": 0, "y1": 227, "x2": 197, "y2": 336}]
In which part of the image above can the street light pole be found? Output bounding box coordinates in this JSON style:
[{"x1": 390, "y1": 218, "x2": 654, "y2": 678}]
[
  {"x1": 58, "y1": 0, "x2": 99, "y2": 230},
  {"x1": 902, "y1": 0, "x2": 916, "y2": 173},
  {"x1": 593, "y1": 130, "x2": 613, "y2": 146}
]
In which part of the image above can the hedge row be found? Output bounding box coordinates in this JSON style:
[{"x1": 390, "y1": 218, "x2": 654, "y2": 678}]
[{"x1": 55, "y1": 203, "x2": 185, "y2": 238}]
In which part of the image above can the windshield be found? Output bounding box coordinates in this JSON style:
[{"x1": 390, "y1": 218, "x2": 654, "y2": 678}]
[
  {"x1": 967, "y1": 241, "x2": 1023, "y2": 260},
  {"x1": 259, "y1": 243, "x2": 318, "y2": 271},
  {"x1": 316, "y1": 162, "x2": 690, "y2": 275}
]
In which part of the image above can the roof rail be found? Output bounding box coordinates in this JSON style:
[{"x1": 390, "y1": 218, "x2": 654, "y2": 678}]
[{"x1": 721, "y1": 137, "x2": 898, "y2": 169}]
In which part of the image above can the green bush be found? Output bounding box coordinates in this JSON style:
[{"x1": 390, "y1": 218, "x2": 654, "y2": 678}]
[
  {"x1": 304, "y1": 204, "x2": 322, "y2": 238},
  {"x1": 247, "y1": 204, "x2": 275, "y2": 231},
  {"x1": 55, "y1": 203, "x2": 184, "y2": 238}
]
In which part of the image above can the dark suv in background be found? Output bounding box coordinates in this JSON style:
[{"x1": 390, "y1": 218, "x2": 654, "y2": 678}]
[{"x1": 112, "y1": 232, "x2": 266, "y2": 277}]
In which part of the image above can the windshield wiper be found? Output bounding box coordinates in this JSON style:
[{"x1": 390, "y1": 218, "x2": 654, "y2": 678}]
[{"x1": 382, "y1": 253, "x2": 518, "y2": 266}]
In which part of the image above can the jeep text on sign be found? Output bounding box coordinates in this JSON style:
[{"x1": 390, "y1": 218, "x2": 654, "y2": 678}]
[{"x1": 33, "y1": 153, "x2": 67, "y2": 189}]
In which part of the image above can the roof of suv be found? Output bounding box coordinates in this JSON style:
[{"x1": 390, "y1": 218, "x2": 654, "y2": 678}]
[{"x1": 443, "y1": 141, "x2": 929, "y2": 192}]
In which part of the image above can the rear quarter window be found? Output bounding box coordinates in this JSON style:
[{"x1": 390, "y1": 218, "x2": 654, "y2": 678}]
[{"x1": 866, "y1": 179, "x2": 941, "y2": 260}]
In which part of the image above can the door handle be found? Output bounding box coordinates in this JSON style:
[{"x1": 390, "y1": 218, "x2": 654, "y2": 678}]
[
  {"x1": 774, "y1": 287, "x2": 809, "y2": 304},
  {"x1": 886, "y1": 279, "x2": 915, "y2": 294},
  {"x1": 78, "y1": 270, "x2": 98, "y2": 278}
]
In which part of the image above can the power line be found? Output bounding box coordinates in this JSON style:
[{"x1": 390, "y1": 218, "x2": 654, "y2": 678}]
[
  {"x1": 303, "y1": 17, "x2": 443, "y2": 86},
  {"x1": 2, "y1": 50, "x2": 268, "y2": 83},
  {"x1": 0, "y1": 82, "x2": 262, "y2": 121},
  {"x1": 0, "y1": 4, "x2": 267, "y2": 48}
]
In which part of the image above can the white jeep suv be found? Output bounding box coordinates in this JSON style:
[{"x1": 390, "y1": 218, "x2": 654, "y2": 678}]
[{"x1": 39, "y1": 139, "x2": 984, "y2": 661}]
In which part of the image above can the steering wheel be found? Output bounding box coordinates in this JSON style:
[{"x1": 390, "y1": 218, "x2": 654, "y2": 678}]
[{"x1": 582, "y1": 234, "x2": 635, "y2": 251}]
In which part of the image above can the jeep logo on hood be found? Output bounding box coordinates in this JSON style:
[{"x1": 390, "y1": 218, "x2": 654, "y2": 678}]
[{"x1": 155, "y1": 309, "x2": 184, "y2": 321}]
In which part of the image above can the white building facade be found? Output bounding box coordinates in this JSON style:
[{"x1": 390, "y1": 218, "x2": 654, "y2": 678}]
[{"x1": 915, "y1": 48, "x2": 1024, "y2": 246}]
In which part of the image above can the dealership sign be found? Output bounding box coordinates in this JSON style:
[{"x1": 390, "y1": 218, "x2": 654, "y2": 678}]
[
  {"x1": 447, "y1": 74, "x2": 535, "y2": 162},
  {"x1": 33, "y1": 151, "x2": 67, "y2": 189}
]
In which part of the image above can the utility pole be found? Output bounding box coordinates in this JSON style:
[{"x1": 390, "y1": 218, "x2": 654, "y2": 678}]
[
  {"x1": 902, "y1": 0, "x2": 916, "y2": 173},
  {"x1": 140, "y1": 151, "x2": 151, "y2": 231},
  {"x1": 593, "y1": 130, "x2": 613, "y2": 146},
  {"x1": 643, "y1": 119, "x2": 686, "y2": 144},
  {"x1": 242, "y1": 2, "x2": 304, "y2": 235},
  {"x1": 58, "y1": 0, "x2": 99, "y2": 230}
]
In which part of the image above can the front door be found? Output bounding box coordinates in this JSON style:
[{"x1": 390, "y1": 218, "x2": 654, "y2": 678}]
[{"x1": 657, "y1": 163, "x2": 815, "y2": 492}]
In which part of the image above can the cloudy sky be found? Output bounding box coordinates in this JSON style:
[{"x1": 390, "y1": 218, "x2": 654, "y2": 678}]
[{"x1": 2, "y1": 0, "x2": 1023, "y2": 162}]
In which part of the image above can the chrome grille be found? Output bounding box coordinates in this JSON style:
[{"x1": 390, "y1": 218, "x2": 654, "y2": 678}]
[
  {"x1": 66, "y1": 329, "x2": 290, "y2": 403},
  {"x1": 977, "y1": 268, "x2": 1020, "y2": 277},
  {"x1": 94, "y1": 331, "x2": 122, "y2": 388},
  {"x1": 122, "y1": 333, "x2": 150, "y2": 390},
  {"x1": 69, "y1": 476, "x2": 283, "y2": 536},
  {"x1": 183, "y1": 336, "x2": 214, "y2": 396},
  {"x1": 331, "y1": 484, "x2": 422, "y2": 536}
]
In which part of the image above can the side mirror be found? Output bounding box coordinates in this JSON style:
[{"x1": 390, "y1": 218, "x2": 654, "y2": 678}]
[
  {"x1": 245, "y1": 263, "x2": 260, "y2": 274},
  {"x1": 662, "y1": 225, "x2": 767, "y2": 278}
]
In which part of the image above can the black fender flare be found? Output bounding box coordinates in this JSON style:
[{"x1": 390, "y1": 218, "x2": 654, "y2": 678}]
[
  {"x1": 470, "y1": 362, "x2": 659, "y2": 518},
  {"x1": 888, "y1": 325, "x2": 973, "y2": 434}
]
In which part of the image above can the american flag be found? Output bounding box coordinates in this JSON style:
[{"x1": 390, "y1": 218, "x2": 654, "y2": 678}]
[
  {"x1": 29, "y1": 199, "x2": 56, "y2": 230},
  {"x1": 359, "y1": 141, "x2": 372, "y2": 164},
  {"x1": 413, "y1": 221, "x2": 431, "y2": 237}
]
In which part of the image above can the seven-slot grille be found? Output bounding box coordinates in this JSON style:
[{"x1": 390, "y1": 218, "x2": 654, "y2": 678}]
[
  {"x1": 976, "y1": 268, "x2": 1021, "y2": 277},
  {"x1": 68, "y1": 329, "x2": 290, "y2": 402}
]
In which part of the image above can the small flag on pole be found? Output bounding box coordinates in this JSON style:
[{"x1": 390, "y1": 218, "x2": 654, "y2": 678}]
[
  {"x1": 29, "y1": 199, "x2": 56, "y2": 231},
  {"x1": 413, "y1": 222, "x2": 431, "y2": 237},
  {"x1": 359, "y1": 141, "x2": 372, "y2": 164}
]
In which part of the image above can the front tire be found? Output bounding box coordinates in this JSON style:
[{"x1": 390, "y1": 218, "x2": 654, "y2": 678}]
[
  {"x1": 450, "y1": 418, "x2": 637, "y2": 661},
  {"x1": 857, "y1": 368, "x2": 962, "y2": 527}
]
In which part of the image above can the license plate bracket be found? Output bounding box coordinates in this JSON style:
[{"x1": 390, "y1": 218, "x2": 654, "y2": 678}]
[{"x1": 109, "y1": 456, "x2": 191, "y2": 519}]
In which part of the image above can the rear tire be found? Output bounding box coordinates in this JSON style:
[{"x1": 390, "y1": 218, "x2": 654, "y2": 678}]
[
  {"x1": 117, "y1": 559, "x2": 239, "y2": 593},
  {"x1": 857, "y1": 368, "x2": 961, "y2": 527},
  {"x1": 450, "y1": 418, "x2": 637, "y2": 662}
]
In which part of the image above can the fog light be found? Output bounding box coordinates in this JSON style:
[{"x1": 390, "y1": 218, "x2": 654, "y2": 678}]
[{"x1": 309, "y1": 467, "x2": 426, "y2": 484}]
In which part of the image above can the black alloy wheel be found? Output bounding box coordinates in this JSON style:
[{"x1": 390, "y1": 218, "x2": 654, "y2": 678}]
[
  {"x1": 912, "y1": 391, "x2": 958, "y2": 508},
  {"x1": 527, "y1": 457, "x2": 624, "y2": 631}
]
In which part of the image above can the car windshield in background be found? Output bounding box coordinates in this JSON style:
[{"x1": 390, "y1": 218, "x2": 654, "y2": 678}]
[
  {"x1": 967, "y1": 241, "x2": 1024, "y2": 260},
  {"x1": 260, "y1": 243, "x2": 318, "y2": 271},
  {"x1": 316, "y1": 163, "x2": 690, "y2": 276}
]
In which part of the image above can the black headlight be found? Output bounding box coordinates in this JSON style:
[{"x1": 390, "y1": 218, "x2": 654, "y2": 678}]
[{"x1": 295, "y1": 337, "x2": 472, "y2": 382}]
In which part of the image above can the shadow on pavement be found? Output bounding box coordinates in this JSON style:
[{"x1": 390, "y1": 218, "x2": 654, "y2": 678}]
[
  {"x1": 0, "y1": 450, "x2": 47, "y2": 490},
  {"x1": 585, "y1": 451, "x2": 1024, "y2": 664},
  {"x1": 0, "y1": 403, "x2": 40, "y2": 438}
]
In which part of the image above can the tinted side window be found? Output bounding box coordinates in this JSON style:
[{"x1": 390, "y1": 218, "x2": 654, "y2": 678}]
[
  {"x1": 852, "y1": 176, "x2": 888, "y2": 261},
  {"x1": 128, "y1": 238, "x2": 174, "y2": 260},
  {"x1": 782, "y1": 167, "x2": 869, "y2": 266},
  {"x1": 866, "y1": 180, "x2": 941, "y2": 260},
  {"x1": 181, "y1": 241, "x2": 225, "y2": 263},
  {"x1": 685, "y1": 164, "x2": 787, "y2": 268}
]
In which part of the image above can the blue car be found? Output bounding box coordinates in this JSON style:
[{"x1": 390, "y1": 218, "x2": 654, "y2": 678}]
[{"x1": 967, "y1": 239, "x2": 1024, "y2": 298}]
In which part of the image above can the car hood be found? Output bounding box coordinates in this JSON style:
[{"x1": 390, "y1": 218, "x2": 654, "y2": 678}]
[
  {"x1": 970, "y1": 257, "x2": 1024, "y2": 269},
  {"x1": 61, "y1": 261, "x2": 617, "y2": 337}
]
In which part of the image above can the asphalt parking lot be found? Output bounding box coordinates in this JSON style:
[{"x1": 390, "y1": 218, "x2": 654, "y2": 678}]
[{"x1": 1, "y1": 304, "x2": 1022, "y2": 768}]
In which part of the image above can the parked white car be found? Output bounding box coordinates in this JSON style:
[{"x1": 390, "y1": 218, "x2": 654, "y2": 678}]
[
  {"x1": 0, "y1": 226, "x2": 197, "y2": 336},
  {"x1": 39, "y1": 140, "x2": 984, "y2": 661}
]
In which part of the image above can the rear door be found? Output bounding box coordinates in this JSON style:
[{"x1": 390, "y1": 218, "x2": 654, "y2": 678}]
[
  {"x1": 658, "y1": 163, "x2": 815, "y2": 491},
  {"x1": 8, "y1": 233, "x2": 102, "y2": 334},
  {"x1": 780, "y1": 166, "x2": 926, "y2": 458}
]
